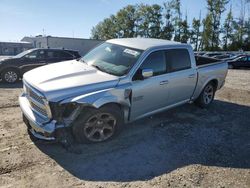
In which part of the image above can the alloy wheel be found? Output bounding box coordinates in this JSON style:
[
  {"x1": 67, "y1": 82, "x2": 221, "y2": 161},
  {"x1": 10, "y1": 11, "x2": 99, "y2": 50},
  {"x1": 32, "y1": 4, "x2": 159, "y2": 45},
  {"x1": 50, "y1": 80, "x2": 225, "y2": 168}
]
[
  {"x1": 4, "y1": 71, "x2": 18, "y2": 83},
  {"x1": 83, "y1": 113, "x2": 116, "y2": 142},
  {"x1": 203, "y1": 84, "x2": 214, "y2": 104}
]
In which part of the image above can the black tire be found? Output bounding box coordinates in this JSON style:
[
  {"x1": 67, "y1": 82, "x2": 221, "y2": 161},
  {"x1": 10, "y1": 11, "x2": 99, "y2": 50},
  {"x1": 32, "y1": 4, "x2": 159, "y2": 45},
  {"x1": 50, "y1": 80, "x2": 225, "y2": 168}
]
[
  {"x1": 195, "y1": 82, "x2": 216, "y2": 108},
  {"x1": 1, "y1": 68, "x2": 20, "y2": 83},
  {"x1": 72, "y1": 104, "x2": 123, "y2": 143}
]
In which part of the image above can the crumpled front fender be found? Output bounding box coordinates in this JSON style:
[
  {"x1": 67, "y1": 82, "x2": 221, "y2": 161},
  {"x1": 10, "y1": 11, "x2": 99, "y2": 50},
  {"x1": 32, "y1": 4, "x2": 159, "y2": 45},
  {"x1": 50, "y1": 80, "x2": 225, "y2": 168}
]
[{"x1": 60, "y1": 87, "x2": 132, "y2": 122}]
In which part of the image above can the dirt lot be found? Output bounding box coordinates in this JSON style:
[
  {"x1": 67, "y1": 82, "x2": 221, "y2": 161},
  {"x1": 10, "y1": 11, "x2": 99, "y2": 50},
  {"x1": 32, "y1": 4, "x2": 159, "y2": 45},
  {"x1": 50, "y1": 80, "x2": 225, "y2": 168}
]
[{"x1": 0, "y1": 69, "x2": 249, "y2": 188}]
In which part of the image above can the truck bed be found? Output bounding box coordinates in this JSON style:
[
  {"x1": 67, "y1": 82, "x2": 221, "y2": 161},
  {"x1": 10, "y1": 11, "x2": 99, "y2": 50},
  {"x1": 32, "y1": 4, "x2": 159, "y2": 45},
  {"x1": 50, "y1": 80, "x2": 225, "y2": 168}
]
[
  {"x1": 192, "y1": 58, "x2": 228, "y2": 100},
  {"x1": 195, "y1": 55, "x2": 219, "y2": 66}
]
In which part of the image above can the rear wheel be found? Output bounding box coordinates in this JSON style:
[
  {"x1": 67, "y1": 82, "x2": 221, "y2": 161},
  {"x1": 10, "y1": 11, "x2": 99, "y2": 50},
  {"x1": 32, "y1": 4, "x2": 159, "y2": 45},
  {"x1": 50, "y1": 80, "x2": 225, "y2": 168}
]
[
  {"x1": 1, "y1": 68, "x2": 20, "y2": 83},
  {"x1": 195, "y1": 82, "x2": 215, "y2": 108},
  {"x1": 72, "y1": 105, "x2": 123, "y2": 143}
]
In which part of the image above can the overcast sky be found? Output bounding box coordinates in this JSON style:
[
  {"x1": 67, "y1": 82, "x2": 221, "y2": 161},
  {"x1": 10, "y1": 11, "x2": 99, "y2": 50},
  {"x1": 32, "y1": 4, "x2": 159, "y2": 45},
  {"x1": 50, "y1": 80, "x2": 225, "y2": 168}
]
[{"x1": 0, "y1": 0, "x2": 245, "y2": 41}]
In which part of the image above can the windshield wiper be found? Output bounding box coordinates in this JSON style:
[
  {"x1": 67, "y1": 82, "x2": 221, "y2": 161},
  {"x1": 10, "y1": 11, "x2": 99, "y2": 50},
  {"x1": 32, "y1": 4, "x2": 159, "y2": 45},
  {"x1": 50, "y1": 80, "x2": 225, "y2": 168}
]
[
  {"x1": 91, "y1": 64, "x2": 118, "y2": 76},
  {"x1": 92, "y1": 64, "x2": 105, "y2": 72},
  {"x1": 78, "y1": 58, "x2": 85, "y2": 63}
]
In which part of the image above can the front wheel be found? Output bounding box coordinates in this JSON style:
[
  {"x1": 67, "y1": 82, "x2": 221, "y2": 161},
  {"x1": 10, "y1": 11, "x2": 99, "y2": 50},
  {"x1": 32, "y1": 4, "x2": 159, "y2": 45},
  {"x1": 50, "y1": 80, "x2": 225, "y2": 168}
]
[
  {"x1": 195, "y1": 82, "x2": 215, "y2": 108},
  {"x1": 1, "y1": 69, "x2": 20, "y2": 83},
  {"x1": 72, "y1": 105, "x2": 123, "y2": 143}
]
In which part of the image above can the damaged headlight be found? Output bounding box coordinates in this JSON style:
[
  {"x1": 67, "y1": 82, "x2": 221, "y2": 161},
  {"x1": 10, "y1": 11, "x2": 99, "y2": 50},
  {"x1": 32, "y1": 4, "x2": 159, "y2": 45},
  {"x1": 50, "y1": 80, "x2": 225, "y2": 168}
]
[{"x1": 50, "y1": 102, "x2": 79, "y2": 123}]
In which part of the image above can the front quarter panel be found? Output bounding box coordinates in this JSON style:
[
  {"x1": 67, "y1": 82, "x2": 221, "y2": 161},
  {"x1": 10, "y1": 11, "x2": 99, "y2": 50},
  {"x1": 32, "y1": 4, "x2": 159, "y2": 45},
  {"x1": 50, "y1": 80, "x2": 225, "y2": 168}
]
[{"x1": 60, "y1": 83, "x2": 132, "y2": 122}]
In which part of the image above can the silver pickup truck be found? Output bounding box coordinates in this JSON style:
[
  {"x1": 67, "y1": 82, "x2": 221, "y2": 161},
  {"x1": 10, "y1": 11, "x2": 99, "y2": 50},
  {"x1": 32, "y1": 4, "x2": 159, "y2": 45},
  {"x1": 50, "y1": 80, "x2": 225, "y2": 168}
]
[{"x1": 19, "y1": 38, "x2": 228, "y2": 143}]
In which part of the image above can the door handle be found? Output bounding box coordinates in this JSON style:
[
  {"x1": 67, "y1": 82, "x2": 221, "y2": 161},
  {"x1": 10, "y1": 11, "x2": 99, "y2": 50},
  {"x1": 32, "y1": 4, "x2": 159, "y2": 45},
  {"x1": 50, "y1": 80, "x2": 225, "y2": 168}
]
[
  {"x1": 188, "y1": 74, "x2": 195, "y2": 78},
  {"x1": 160, "y1": 80, "x2": 169, "y2": 85}
]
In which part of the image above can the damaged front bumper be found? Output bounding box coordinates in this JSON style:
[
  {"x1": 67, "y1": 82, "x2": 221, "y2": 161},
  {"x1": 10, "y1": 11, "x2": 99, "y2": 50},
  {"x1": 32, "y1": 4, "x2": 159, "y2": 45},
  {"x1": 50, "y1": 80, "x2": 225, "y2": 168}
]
[{"x1": 19, "y1": 93, "x2": 59, "y2": 141}]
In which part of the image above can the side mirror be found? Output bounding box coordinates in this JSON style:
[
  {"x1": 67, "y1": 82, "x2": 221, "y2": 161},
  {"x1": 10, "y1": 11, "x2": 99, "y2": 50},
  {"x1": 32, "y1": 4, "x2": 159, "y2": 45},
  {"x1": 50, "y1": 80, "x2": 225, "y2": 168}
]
[{"x1": 142, "y1": 69, "x2": 153, "y2": 79}]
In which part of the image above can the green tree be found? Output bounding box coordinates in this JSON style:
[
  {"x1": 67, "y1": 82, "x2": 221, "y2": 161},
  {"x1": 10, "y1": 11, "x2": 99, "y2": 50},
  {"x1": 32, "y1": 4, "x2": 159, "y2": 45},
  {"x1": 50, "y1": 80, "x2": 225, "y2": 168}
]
[
  {"x1": 91, "y1": 4, "x2": 164, "y2": 39},
  {"x1": 228, "y1": 0, "x2": 250, "y2": 50},
  {"x1": 136, "y1": 4, "x2": 163, "y2": 38},
  {"x1": 191, "y1": 17, "x2": 202, "y2": 51},
  {"x1": 202, "y1": 0, "x2": 229, "y2": 50},
  {"x1": 163, "y1": 0, "x2": 182, "y2": 41},
  {"x1": 222, "y1": 5, "x2": 233, "y2": 50},
  {"x1": 161, "y1": 1, "x2": 175, "y2": 40},
  {"x1": 115, "y1": 5, "x2": 138, "y2": 38},
  {"x1": 91, "y1": 15, "x2": 118, "y2": 40},
  {"x1": 243, "y1": 18, "x2": 250, "y2": 50},
  {"x1": 202, "y1": 14, "x2": 213, "y2": 50},
  {"x1": 179, "y1": 13, "x2": 190, "y2": 43}
]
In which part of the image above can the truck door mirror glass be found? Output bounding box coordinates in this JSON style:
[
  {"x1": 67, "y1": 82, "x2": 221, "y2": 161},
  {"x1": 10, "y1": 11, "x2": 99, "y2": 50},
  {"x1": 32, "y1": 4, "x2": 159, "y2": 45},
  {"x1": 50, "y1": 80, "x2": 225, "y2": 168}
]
[{"x1": 142, "y1": 69, "x2": 153, "y2": 79}]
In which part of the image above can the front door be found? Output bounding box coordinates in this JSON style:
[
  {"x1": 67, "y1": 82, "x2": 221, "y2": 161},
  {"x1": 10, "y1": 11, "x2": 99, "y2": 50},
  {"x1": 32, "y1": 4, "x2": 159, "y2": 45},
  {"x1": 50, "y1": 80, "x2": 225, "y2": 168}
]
[
  {"x1": 21, "y1": 49, "x2": 47, "y2": 73},
  {"x1": 130, "y1": 50, "x2": 169, "y2": 120}
]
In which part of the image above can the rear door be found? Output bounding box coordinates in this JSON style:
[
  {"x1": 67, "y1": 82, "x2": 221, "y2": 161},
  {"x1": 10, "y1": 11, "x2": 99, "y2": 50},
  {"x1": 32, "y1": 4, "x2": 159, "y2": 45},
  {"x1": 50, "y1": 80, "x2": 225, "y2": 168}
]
[
  {"x1": 45, "y1": 50, "x2": 74, "y2": 64},
  {"x1": 56, "y1": 50, "x2": 74, "y2": 61},
  {"x1": 164, "y1": 49, "x2": 197, "y2": 105},
  {"x1": 46, "y1": 50, "x2": 58, "y2": 64}
]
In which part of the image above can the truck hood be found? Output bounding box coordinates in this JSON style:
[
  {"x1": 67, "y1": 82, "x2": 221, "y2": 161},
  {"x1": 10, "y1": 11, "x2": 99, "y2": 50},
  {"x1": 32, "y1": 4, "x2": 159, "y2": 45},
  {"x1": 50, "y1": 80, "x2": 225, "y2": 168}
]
[{"x1": 23, "y1": 60, "x2": 119, "y2": 102}]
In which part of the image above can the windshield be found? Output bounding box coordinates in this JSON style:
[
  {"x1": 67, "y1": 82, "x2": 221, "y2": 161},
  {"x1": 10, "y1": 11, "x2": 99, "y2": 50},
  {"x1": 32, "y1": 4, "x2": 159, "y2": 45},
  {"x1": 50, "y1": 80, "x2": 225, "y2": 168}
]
[
  {"x1": 81, "y1": 42, "x2": 143, "y2": 76},
  {"x1": 14, "y1": 49, "x2": 34, "y2": 58},
  {"x1": 234, "y1": 56, "x2": 245, "y2": 61}
]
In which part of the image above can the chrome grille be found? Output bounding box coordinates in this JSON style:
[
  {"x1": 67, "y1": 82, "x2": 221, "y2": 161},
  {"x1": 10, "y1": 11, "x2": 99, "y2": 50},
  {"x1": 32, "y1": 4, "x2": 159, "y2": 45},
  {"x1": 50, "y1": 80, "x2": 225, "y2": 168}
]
[
  {"x1": 30, "y1": 101, "x2": 48, "y2": 117},
  {"x1": 28, "y1": 89, "x2": 45, "y2": 105},
  {"x1": 24, "y1": 83, "x2": 51, "y2": 119}
]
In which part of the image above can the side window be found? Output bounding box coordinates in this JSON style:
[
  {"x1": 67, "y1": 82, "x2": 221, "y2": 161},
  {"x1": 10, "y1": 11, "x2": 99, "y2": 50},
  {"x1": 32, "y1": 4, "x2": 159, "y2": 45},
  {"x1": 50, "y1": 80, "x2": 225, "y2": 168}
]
[
  {"x1": 47, "y1": 51, "x2": 55, "y2": 58},
  {"x1": 140, "y1": 51, "x2": 166, "y2": 76},
  {"x1": 37, "y1": 50, "x2": 45, "y2": 59},
  {"x1": 56, "y1": 51, "x2": 73, "y2": 58},
  {"x1": 25, "y1": 51, "x2": 38, "y2": 59},
  {"x1": 166, "y1": 49, "x2": 191, "y2": 72},
  {"x1": 239, "y1": 57, "x2": 247, "y2": 61}
]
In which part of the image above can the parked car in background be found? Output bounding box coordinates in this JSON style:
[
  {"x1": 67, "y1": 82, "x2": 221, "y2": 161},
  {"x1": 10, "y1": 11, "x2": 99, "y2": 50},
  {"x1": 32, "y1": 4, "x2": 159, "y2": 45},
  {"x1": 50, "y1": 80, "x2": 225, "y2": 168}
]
[
  {"x1": 213, "y1": 54, "x2": 235, "y2": 60},
  {"x1": 203, "y1": 52, "x2": 223, "y2": 57},
  {"x1": 194, "y1": 52, "x2": 206, "y2": 56},
  {"x1": 0, "y1": 48, "x2": 81, "y2": 83},
  {"x1": 228, "y1": 55, "x2": 250, "y2": 69},
  {"x1": 223, "y1": 54, "x2": 245, "y2": 61},
  {"x1": 19, "y1": 38, "x2": 228, "y2": 143}
]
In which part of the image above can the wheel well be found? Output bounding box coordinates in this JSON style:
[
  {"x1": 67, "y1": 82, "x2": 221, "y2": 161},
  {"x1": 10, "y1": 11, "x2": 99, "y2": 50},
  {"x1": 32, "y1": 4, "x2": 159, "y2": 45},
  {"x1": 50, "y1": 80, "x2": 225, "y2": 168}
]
[
  {"x1": 100, "y1": 102, "x2": 129, "y2": 122},
  {"x1": 1, "y1": 67, "x2": 21, "y2": 76},
  {"x1": 100, "y1": 102, "x2": 122, "y2": 110},
  {"x1": 210, "y1": 79, "x2": 218, "y2": 90}
]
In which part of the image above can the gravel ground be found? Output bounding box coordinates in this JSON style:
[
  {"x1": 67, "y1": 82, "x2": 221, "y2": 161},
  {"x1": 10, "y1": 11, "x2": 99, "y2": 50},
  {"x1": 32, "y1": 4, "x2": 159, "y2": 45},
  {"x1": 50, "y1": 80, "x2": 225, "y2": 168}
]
[{"x1": 0, "y1": 69, "x2": 249, "y2": 188}]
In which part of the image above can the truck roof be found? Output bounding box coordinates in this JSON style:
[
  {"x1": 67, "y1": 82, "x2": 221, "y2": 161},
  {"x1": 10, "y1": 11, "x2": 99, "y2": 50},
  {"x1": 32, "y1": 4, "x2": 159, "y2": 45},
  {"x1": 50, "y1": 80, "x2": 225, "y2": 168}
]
[{"x1": 107, "y1": 38, "x2": 182, "y2": 50}]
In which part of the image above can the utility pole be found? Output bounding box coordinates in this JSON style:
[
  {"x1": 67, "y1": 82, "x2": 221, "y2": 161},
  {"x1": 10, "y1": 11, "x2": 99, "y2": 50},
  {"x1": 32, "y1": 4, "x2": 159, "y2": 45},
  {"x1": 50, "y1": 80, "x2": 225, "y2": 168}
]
[{"x1": 42, "y1": 28, "x2": 45, "y2": 36}]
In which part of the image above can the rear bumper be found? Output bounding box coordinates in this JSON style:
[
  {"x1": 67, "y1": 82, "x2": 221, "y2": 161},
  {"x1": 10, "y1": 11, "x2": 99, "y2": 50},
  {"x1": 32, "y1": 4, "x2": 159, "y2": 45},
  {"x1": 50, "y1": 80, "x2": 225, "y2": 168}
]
[{"x1": 19, "y1": 93, "x2": 56, "y2": 140}]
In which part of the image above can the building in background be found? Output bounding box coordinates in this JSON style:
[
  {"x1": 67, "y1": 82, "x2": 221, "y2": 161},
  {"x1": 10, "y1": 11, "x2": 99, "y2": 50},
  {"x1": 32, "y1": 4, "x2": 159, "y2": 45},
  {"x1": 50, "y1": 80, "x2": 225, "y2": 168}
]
[
  {"x1": 0, "y1": 41, "x2": 33, "y2": 55},
  {"x1": 21, "y1": 36, "x2": 103, "y2": 56}
]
